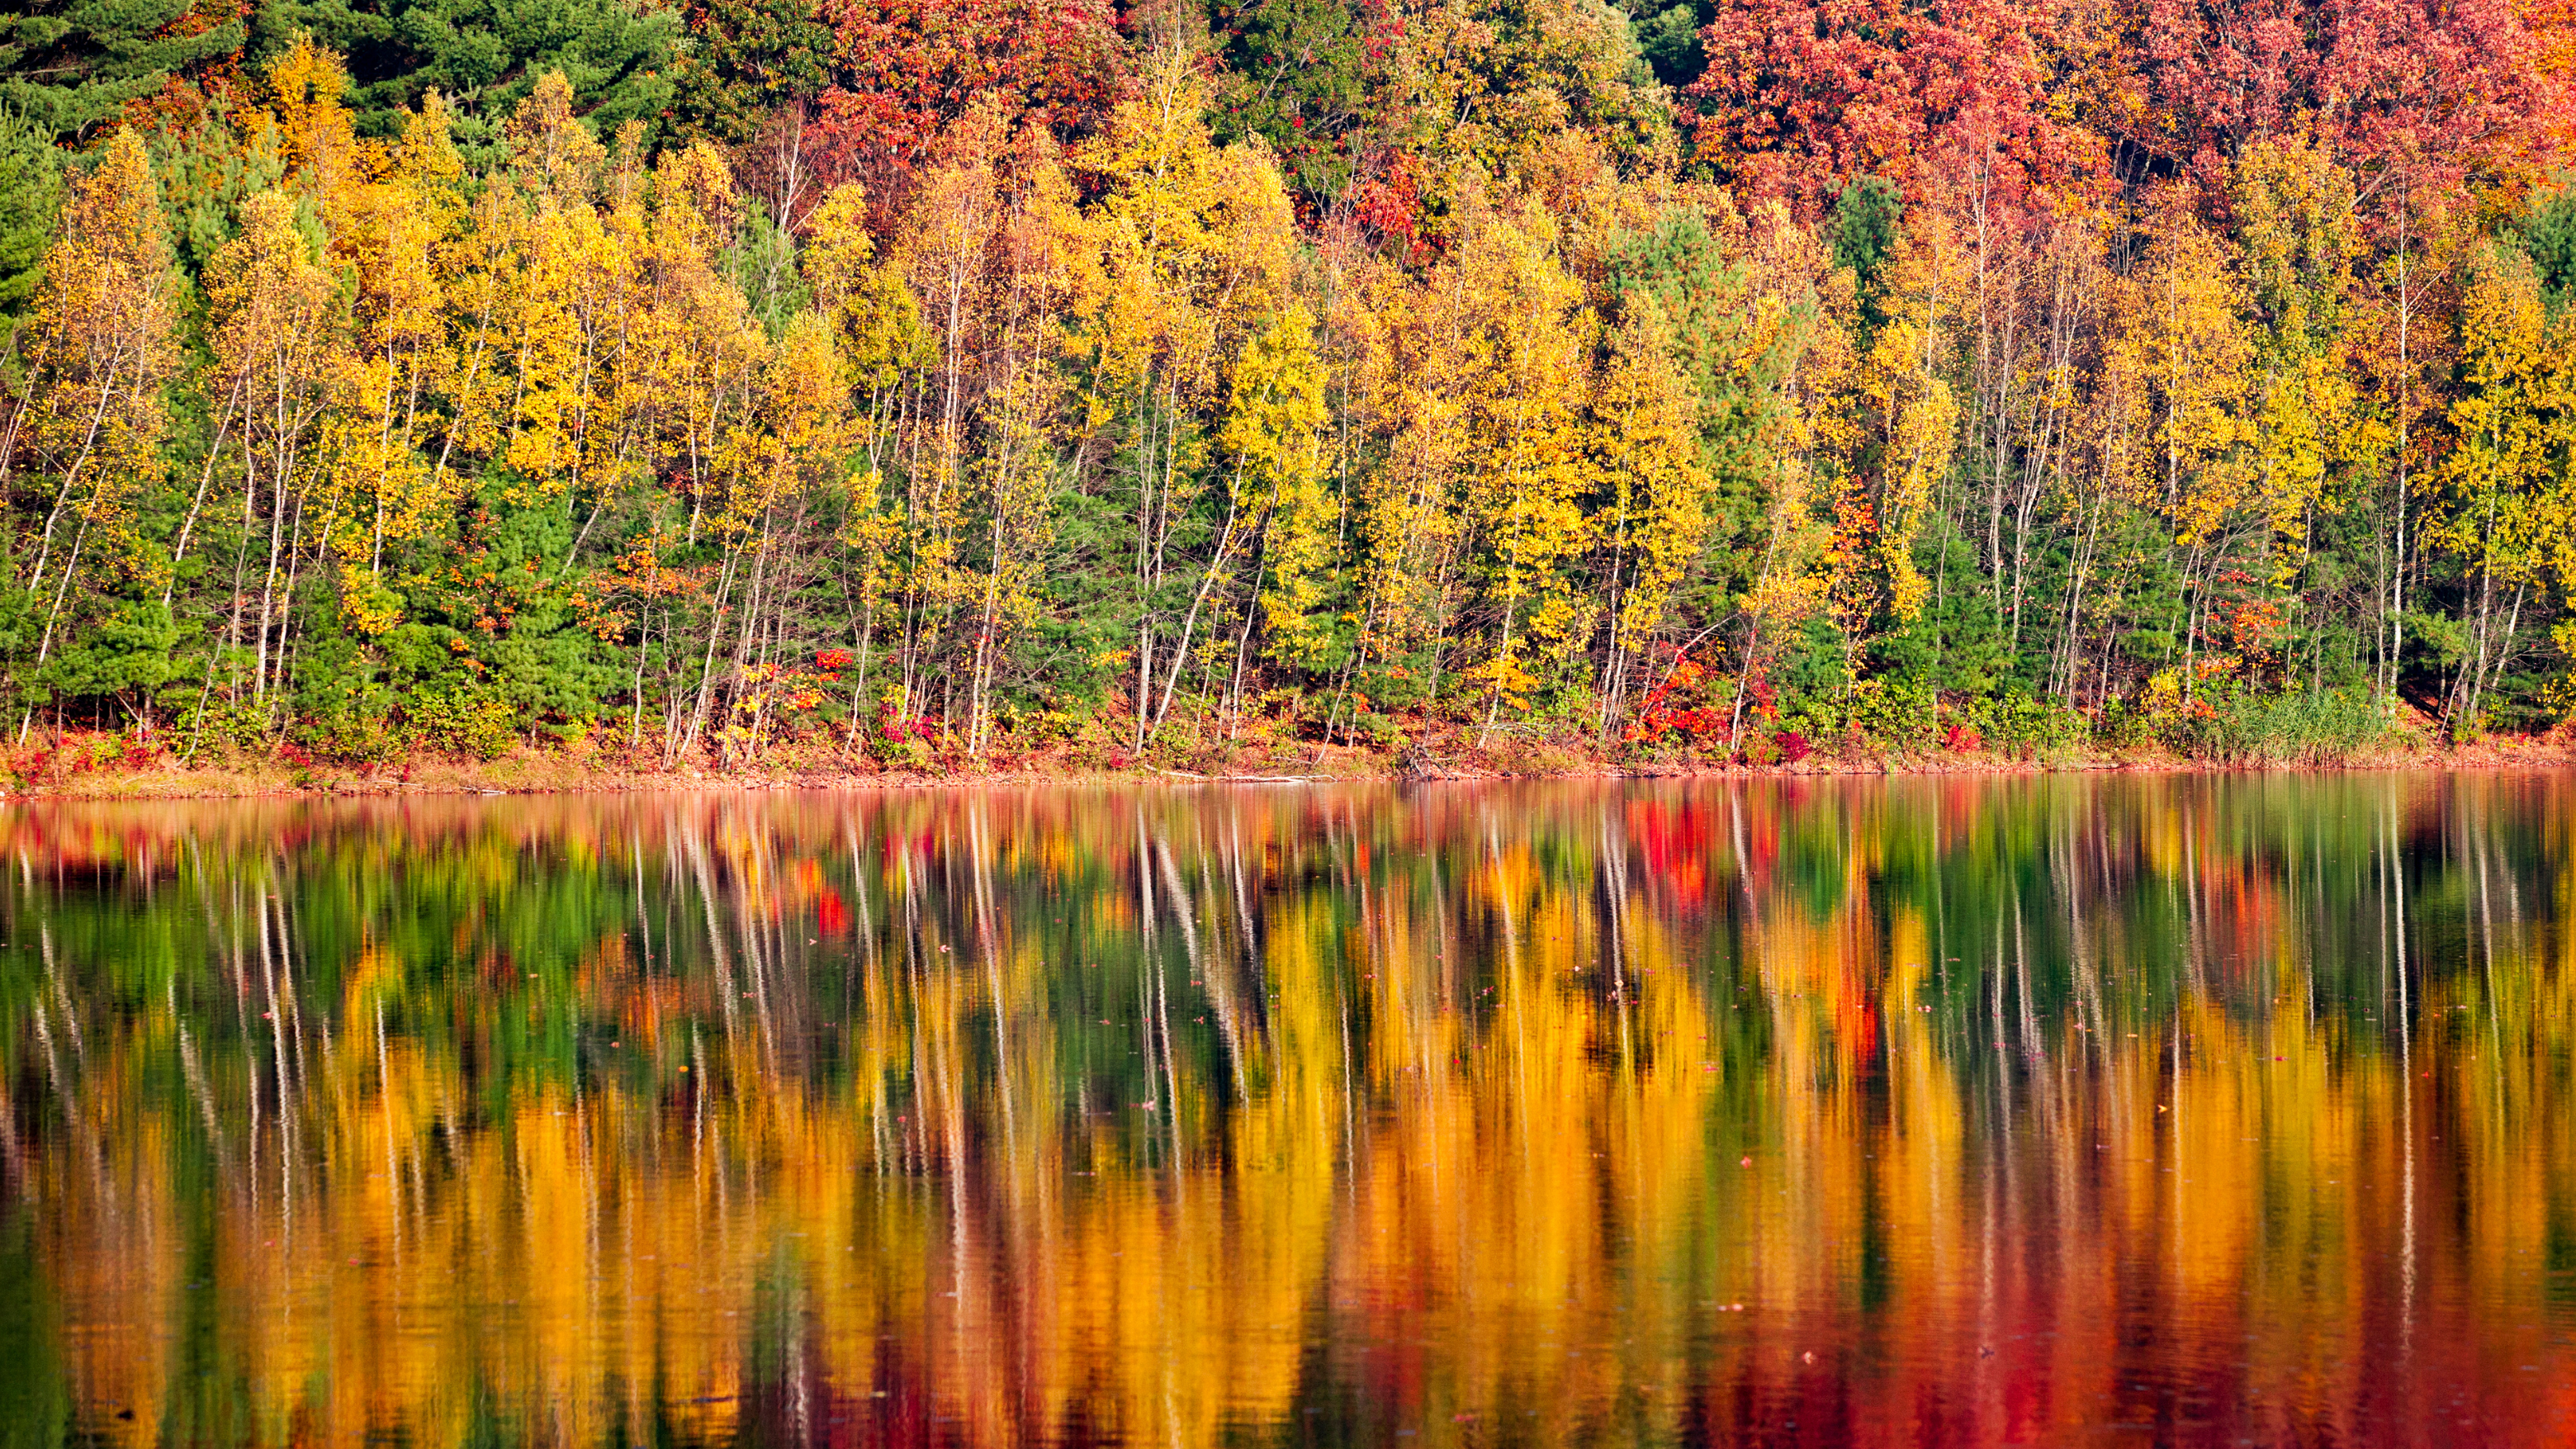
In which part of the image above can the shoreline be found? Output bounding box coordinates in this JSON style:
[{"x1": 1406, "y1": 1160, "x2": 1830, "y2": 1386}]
[{"x1": 10, "y1": 736, "x2": 2576, "y2": 802}]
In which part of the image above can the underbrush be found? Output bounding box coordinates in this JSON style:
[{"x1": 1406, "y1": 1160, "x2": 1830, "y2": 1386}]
[{"x1": 2181, "y1": 689, "x2": 2397, "y2": 765}]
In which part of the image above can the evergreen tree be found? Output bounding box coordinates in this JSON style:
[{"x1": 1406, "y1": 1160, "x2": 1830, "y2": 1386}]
[
  {"x1": 0, "y1": 0, "x2": 246, "y2": 137},
  {"x1": 246, "y1": 0, "x2": 683, "y2": 151},
  {"x1": 0, "y1": 104, "x2": 62, "y2": 316},
  {"x1": 1830, "y1": 174, "x2": 1899, "y2": 334}
]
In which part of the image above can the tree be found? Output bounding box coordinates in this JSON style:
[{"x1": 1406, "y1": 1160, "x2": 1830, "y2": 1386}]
[
  {"x1": 2426, "y1": 243, "x2": 2576, "y2": 737},
  {"x1": 255, "y1": 0, "x2": 684, "y2": 155},
  {"x1": 1221, "y1": 301, "x2": 1333, "y2": 672},
  {"x1": 808, "y1": 0, "x2": 1127, "y2": 182},
  {"x1": 668, "y1": 0, "x2": 836, "y2": 144},
  {"x1": 1589, "y1": 293, "x2": 1712, "y2": 733},
  {"x1": 0, "y1": 0, "x2": 244, "y2": 138},
  {"x1": 1208, "y1": 0, "x2": 1376, "y2": 203},
  {"x1": 202, "y1": 187, "x2": 350, "y2": 723},
  {"x1": 1683, "y1": 0, "x2": 2102, "y2": 215},
  {"x1": 2118, "y1": 0, "x2": 2570, "y2": 205},
  {"x1": 1063, "y1": 47, "x2": 1297, "y2": 748},
  {"x1": 0, "y1": 103, "x2": 61, "y2": 315},
  {"x1": 1, "y1": 130, "x2": 180, "y2": 725}
]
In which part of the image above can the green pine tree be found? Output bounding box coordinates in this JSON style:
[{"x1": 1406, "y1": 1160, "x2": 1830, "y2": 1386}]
[
  {"x1": 0, "y1": 0, "x2": 247, "y2": 137},
  {"x1": 246, "y1": 0, "x2": 684, "y2": 154},
  {"x1": 0, "y1": 103, "x2": 62, "y2": 315}
]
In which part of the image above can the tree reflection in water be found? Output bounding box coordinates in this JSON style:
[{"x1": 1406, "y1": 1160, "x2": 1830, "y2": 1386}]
[{"x1": 1, "y1": 776, "x2": 2572, "y2": 1445}]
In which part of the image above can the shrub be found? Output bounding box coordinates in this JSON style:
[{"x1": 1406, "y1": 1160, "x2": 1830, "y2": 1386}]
[
  {"x1": 1845, "y1": 676, "x2": 1936, "y2": 751},
  {"x1": 407, "y1": 687, "x2": 519, "y2": 760},
  {"x1": 1968, "y1": 688, "x2": 2088, "y2": 755},
  {"x1": 300, "y1": 684, "x2": 405, "y2": 764}
]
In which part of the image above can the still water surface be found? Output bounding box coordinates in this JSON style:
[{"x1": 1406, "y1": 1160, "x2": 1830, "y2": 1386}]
[{"x1": 2, "y1": 776, "x2": 2574, "y2": 1446}]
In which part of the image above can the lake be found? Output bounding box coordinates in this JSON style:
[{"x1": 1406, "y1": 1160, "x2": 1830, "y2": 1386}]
[{"x1": 2, "y1": 776, "x2": 2573, "y2": 1445}]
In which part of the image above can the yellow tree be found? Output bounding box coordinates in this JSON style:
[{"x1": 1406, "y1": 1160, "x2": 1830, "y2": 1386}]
[
  {"x1": 1224, "y1": 302, "x2": 1333, "y2": 680},
  {"x1": 2107, "y1": 208, "x2": 2255, "y2": 713},
  {"x1": 801, "y1": 180, "x2": 932, "y2": 732},
  {"x1": 617, "y1": 144, "x2": 773, "y2": 761},
  {"x1": 884, "y1": 109, "x2": 1020, "y2": 734},
  {"x1": 2, "y1": 130, "x2": 180, "y2": 706},
  {"x1": 1587, "y1": 294, "x2": 1712, "y2": 736},
  {"x1": 1447, "y1": 192, "x2": 1597, "y2": 741},
  {"x1": 958, "y1": 146, "x2": 1073, "y2": 760},
  {"x1": 1337, "y1": 251, "x2": 1466, "y2": 738},
  {"x1": 2231, "y1": 138, "x2": 2380, "y2": 690},
  {"x1": 315, "y1": 94, "x2": 466, "y2": 636},
  {"x1": 717, "y1": 310, "x2": 860, "y2": 762},
  {"x1": 1063, "y1": 45, "x2": 1296, "y2": 750},
  {"x1": 2427, "y1": 244, "x2": 2576, "y2": 737},
  {"x1": 204, "y1": 189, "x2": 351, "y2": 720},
  {"x1": 265, "y1": 36, "x2": 377, "y2": 227},
  {"x1": 1827, "y1": 216, "x2": 1960, "y2": 694}
]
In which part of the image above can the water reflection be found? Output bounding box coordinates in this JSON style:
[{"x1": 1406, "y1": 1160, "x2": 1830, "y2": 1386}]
[{"x1": 3, "y1": 776, "x2": 2574, "y2": 1445}]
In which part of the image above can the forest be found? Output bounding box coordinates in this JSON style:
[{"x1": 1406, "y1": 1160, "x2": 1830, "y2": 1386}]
[{"x1": 0, "y1": 0, "x2": 2569, "y2": 774}]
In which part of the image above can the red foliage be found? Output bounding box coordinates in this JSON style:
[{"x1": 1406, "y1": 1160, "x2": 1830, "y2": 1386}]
[
  {"x1": 1686, "y1": 0, "x2": 2568, "y2": 215},
  {"x1": 1625, "y1": 656, "x2": 1734, "y2": 744},
  {"x1": 876, "y1": 706, "x2": 935, "y2": 742},
  {"x1": 1773, "y1": 730, "x2": 1813, "y2": 764},
  {"x1": 1684, "y1": 0, "x2": 2107, "y2": 214},
  {"x1": 1943, "y1": 722, "x2": 1982, "y2": 752},
  {"x1": 817, "y1": 888, "x2": 853, "y2": 936},
  {"x1": 810, "y1": 0, "x2": 1128, "y2": 178},
  {"x1": 2124, "y1": 0, "x2": 2569, "y2": 198},
  {"x1": 1352, "y1": 151, "x2": 1428, "y2": 260}
]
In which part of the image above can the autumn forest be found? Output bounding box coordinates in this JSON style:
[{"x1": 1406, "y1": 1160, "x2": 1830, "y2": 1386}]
[{"x1": 0, "y1": 0, "x2": 2570, "y2": 774}]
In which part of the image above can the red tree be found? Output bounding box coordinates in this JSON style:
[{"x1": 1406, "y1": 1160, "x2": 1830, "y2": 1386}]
[
  {"x1": 1683, "y1": 0, "x2": 2108, "y2": 215},
  {"x1": 811, "y1": 0, "x2": 1129, "y2": 180},
  {"x1": 2124, "y1": 0, "x2": 2571, "y2": 197}
]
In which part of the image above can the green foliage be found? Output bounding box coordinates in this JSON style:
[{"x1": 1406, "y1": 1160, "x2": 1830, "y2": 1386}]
[
  {"x1": 260, "y1": 0, "x2": 683, "y2": 153},
  {"x1": 141, "y1": 98, "x2": 286, "y2": 272},
  {"x1": 726, "y1": 201, "x2": 812, "y2": 337},
  {"x1": 1830, "y1": 174, "x2": 1900, "y2": 331},
  {"x1": 2515, "y1": 185, "x2": 2576, "y2": 310},
  {"x1": 1613, "y1": 0, "x2": 1705, "y2": 88},
  {"x1": 667, "y1": 0, "x2": 833, "y2": 144},
  {"x1": 1207, "y1": 0, "x2": 1371, "y2": 201},
  {"x1": 296, "y1": 682, "x2": 405, "y2": 761},
  {"x1": 0, "y1": 0, "x2": 245, "y2": 138},
  {"x1": 1967, "y1": 688, "x2": 2088, "y2": 755},
  {"x1": 1873, "y1": 531, "x2": 2015, "y2": 698},
  {"x1": 407, "y1": 683, "x2": 519, "y2": 757},
  {"x1": 1844, "y1": 673, "x2": 1934, "y2": 751},
  {"x1": 29, "y1": 599, "x2": 180, "y2": 706},
  {"x1": 0, "y1": 104, "x2": 61, "y2": 315}
]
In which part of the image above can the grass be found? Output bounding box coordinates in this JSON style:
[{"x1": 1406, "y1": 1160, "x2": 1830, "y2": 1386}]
[{"x1": 2185, "y1": 689, "x2": 2398, "y2": 766}]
